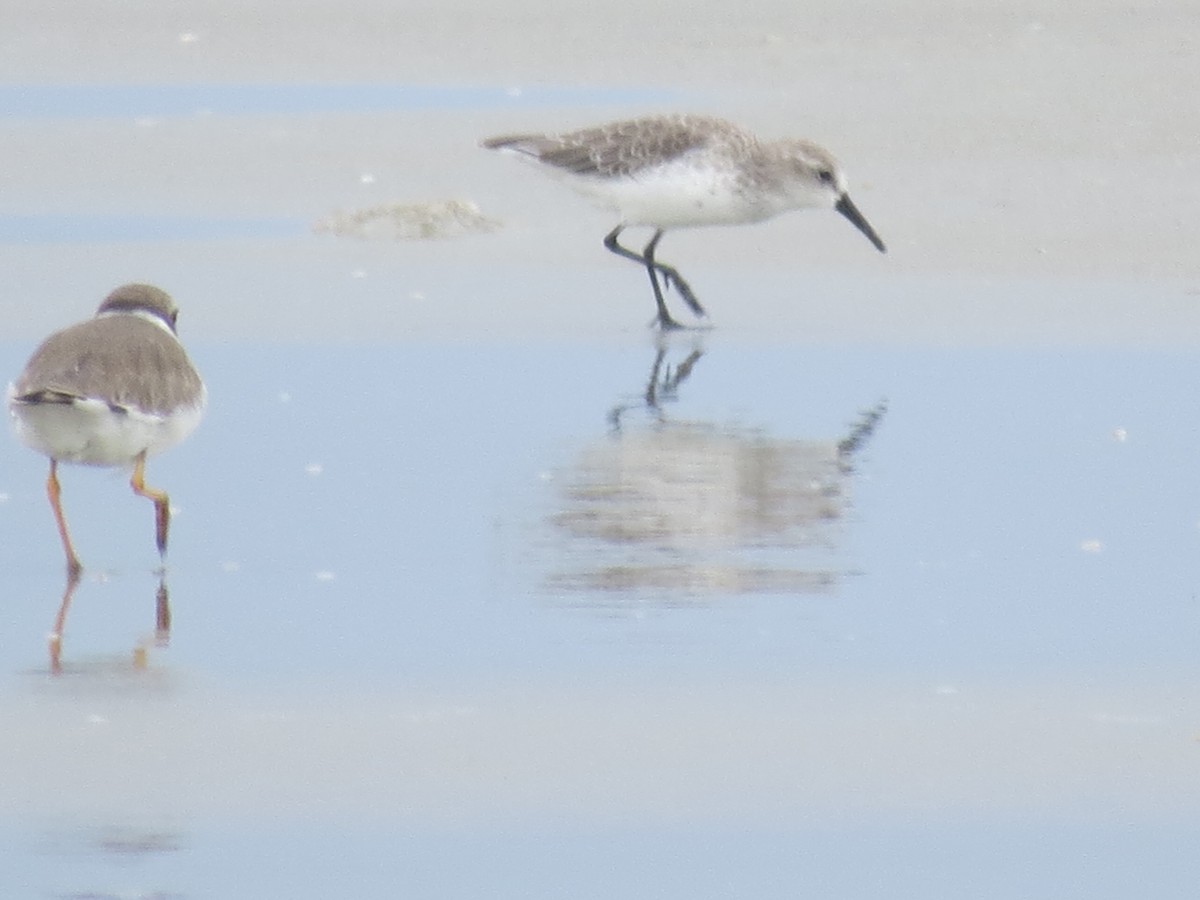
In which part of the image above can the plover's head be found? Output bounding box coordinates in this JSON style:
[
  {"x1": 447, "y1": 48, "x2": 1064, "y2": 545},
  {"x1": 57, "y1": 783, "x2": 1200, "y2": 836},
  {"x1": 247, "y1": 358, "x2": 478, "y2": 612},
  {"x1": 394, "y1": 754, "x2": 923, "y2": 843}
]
[
  {"x1": 95, "y1": 283, "x2": 181, "y2": 333},
  {"x1": 778, "y1": 140, "x2": 886, "y2": 253}
]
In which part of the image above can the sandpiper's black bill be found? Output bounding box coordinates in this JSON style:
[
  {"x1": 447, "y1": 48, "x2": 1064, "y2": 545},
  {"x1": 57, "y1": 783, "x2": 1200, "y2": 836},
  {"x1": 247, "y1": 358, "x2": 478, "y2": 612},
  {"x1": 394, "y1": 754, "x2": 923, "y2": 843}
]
[{"x1": 835, "y1": 194, "x2": 886, "y2": 253}]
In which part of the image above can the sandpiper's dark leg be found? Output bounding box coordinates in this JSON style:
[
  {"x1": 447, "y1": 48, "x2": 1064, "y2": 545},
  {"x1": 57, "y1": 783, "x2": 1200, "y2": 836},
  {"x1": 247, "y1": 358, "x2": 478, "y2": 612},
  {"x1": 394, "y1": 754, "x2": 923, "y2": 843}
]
[
  {"x1": 604, "y1": 226, "x2": 681, "y2": 329},
  {"x1": 638, "y1": 230, "x2": 685, "y2": 329},
  {"x1": 130, "y1": 451, "x2": 171, "y2": 560},
  {"x1": 642, "y1": 231, "x2": 706, "y2": 319},
  {"x1": 46, "y1": 459, "x2": 82, "y2": 579}
]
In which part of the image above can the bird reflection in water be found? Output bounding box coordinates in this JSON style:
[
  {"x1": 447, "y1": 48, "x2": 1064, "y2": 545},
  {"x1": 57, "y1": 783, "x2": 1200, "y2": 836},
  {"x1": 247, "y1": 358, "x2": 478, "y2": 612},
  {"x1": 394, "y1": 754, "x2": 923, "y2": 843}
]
[
  {"x1": 549, "y1": 338, "x2": 887, "y2": 599},
  {"x1": 608, "y1": 339, "x2": 705, "y2": 430},
  {"x1": 47, "y1": 568, "x2": 171, "y2": 675}
]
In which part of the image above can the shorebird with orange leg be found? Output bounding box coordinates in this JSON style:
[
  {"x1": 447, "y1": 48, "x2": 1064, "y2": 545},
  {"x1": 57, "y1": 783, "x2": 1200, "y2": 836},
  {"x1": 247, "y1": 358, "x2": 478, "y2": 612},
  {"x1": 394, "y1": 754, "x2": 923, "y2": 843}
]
[{"x1": 7, "y1": 283, "x2": 206, "y2": 577}]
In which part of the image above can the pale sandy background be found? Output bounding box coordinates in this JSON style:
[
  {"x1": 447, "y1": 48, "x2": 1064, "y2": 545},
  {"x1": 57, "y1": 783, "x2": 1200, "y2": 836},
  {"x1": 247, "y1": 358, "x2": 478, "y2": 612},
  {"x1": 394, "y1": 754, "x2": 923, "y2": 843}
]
[{"x1": 1, "y1": 0, "x2": 1197, "y2": 343}]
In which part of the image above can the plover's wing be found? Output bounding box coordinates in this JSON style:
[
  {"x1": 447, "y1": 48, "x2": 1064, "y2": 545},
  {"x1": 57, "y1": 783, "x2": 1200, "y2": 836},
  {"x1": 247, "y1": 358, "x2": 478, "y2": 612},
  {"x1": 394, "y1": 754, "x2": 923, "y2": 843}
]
[
  {"x1": 8, "y1": 387, "x2": 87, "y2": 406},
  {"x1": 13, "y1": 317, "x2": 202, "y2": 416},
  {"x1": 9, "y1": 385, "x2": 151, "y2": 419},
  {"x1": 484, "y1": 117, "x2": 716, "y2": 179}
]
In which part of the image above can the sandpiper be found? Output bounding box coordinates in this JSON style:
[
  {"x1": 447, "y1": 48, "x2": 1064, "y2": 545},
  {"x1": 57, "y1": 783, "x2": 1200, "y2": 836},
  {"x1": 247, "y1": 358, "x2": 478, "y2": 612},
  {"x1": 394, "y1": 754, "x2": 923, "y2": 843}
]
[
  {"x1": 483, "y1": 114, "x2": 887, "y2": 329},
  {"x1": 6, "y1": 284, "x2": 206, "y2": 576}
]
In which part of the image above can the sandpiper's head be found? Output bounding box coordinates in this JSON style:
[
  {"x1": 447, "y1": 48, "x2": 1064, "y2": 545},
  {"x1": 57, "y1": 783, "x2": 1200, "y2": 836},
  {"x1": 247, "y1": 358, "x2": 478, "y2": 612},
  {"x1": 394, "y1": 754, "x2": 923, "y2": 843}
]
[
  {"x1": 96, "y1": 283, "x2": 180, "y2": 333},
  {"x1": 777, "y1": 140, "x2": 886, "y2": 253}
]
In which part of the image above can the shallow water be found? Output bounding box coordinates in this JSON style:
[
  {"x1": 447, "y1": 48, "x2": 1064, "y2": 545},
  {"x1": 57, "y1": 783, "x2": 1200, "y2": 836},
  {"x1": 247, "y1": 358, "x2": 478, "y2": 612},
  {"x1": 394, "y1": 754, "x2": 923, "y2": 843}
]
[{"x1": 2, "y1": 331, "x2": 1199, "y2": 898}]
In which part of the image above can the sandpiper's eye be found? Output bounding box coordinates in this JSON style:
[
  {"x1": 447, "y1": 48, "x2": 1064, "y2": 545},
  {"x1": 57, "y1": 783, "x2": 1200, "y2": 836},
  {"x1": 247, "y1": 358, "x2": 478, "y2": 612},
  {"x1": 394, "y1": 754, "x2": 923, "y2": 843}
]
[{"x1": 817, "y1": 168, "x2": 836, "y2": 185}]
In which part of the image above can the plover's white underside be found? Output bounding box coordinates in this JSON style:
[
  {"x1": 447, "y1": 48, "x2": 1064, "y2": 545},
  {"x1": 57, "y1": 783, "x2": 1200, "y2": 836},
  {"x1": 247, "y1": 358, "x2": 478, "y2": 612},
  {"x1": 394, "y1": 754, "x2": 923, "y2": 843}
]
[
  {"x1": 483, "y1": 114, "x2": 886, "y2": 329},
  {"x1": 6, "y1": 283, "x2": 206, "y2": 576}
]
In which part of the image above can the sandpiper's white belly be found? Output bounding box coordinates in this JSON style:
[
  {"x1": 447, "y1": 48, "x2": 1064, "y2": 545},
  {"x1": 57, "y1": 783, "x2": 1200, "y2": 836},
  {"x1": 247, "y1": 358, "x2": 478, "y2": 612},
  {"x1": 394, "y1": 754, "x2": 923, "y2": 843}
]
[
  {"x1": 573, "y1": 158, "x2": 771, "y2": 229},
  {"x1": 6, "y1": 384, "x2": 206, "y2": 468}
]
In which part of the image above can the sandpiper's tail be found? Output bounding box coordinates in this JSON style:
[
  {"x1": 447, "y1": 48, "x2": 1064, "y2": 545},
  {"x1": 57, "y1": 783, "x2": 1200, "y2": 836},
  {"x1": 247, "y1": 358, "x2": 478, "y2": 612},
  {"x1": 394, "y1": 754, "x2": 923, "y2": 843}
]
[{"x1": 481, "y1": 134, "x2": 553, "y2": 157}]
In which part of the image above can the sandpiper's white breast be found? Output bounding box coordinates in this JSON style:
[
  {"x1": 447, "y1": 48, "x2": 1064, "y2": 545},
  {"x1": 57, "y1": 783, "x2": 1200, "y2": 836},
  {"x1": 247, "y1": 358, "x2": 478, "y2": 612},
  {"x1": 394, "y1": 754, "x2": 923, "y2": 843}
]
[{"x1": 580, "y1": 155, "x2": 774, "y2": 229}]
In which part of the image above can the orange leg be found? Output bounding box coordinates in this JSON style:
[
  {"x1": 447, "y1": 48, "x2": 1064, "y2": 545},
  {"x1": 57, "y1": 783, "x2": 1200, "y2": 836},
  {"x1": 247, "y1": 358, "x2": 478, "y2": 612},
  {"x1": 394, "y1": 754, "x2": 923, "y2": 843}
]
[
  {"x1": 46, "y1": 459, "x2": 83, "y2": 578},
  {"x1": 129, "y1": 451, "x2": 170, "y2": 560}
]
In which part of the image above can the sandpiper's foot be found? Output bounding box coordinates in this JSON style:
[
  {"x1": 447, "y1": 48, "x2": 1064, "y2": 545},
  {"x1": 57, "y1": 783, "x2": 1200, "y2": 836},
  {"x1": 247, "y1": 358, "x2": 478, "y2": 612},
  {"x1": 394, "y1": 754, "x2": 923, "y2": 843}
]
[
  {"x1": 651, "y1": 313, "x2": 686, "y2": 331},
  {"x1": 657, "y1": 266, "x2": 706, "y2": 318}
]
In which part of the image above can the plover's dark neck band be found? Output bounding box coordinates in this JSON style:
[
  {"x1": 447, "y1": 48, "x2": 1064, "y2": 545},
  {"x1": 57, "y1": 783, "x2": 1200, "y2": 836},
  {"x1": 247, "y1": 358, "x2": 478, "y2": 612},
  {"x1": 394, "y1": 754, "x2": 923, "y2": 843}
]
[{"x1": 95, "y1": 285, "x2": 179, "y2": 333}]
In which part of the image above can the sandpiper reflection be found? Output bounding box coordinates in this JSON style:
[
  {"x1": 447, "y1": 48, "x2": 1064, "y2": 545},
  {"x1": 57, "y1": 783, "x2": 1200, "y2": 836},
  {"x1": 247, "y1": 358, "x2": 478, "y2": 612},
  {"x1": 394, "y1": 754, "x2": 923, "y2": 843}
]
[
  {"x1": 48, "y1": 568, "x2": 171, "y2": 675},
  {"x1": 548, "y1": 339, "x2": 886, "y2": 598},
  {"x1": 608, "y1": 340, "x2": 704, "y2": 430}
]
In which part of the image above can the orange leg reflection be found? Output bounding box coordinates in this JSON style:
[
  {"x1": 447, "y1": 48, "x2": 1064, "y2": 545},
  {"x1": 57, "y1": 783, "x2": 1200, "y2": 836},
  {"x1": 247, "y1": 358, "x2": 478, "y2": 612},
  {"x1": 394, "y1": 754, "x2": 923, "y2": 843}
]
[
  {"x1": 48, "y1": 572, "x2": 172, "y2": 675},
  {"x1": 155, "y1": 576, "x2": 171, "y2": 644},
  {"x1": 48, "y1": 566, "x2": 82, "y2": 675},
  {"x1": 134, "y1": 577, "x2": 171, "y2": 669}
]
